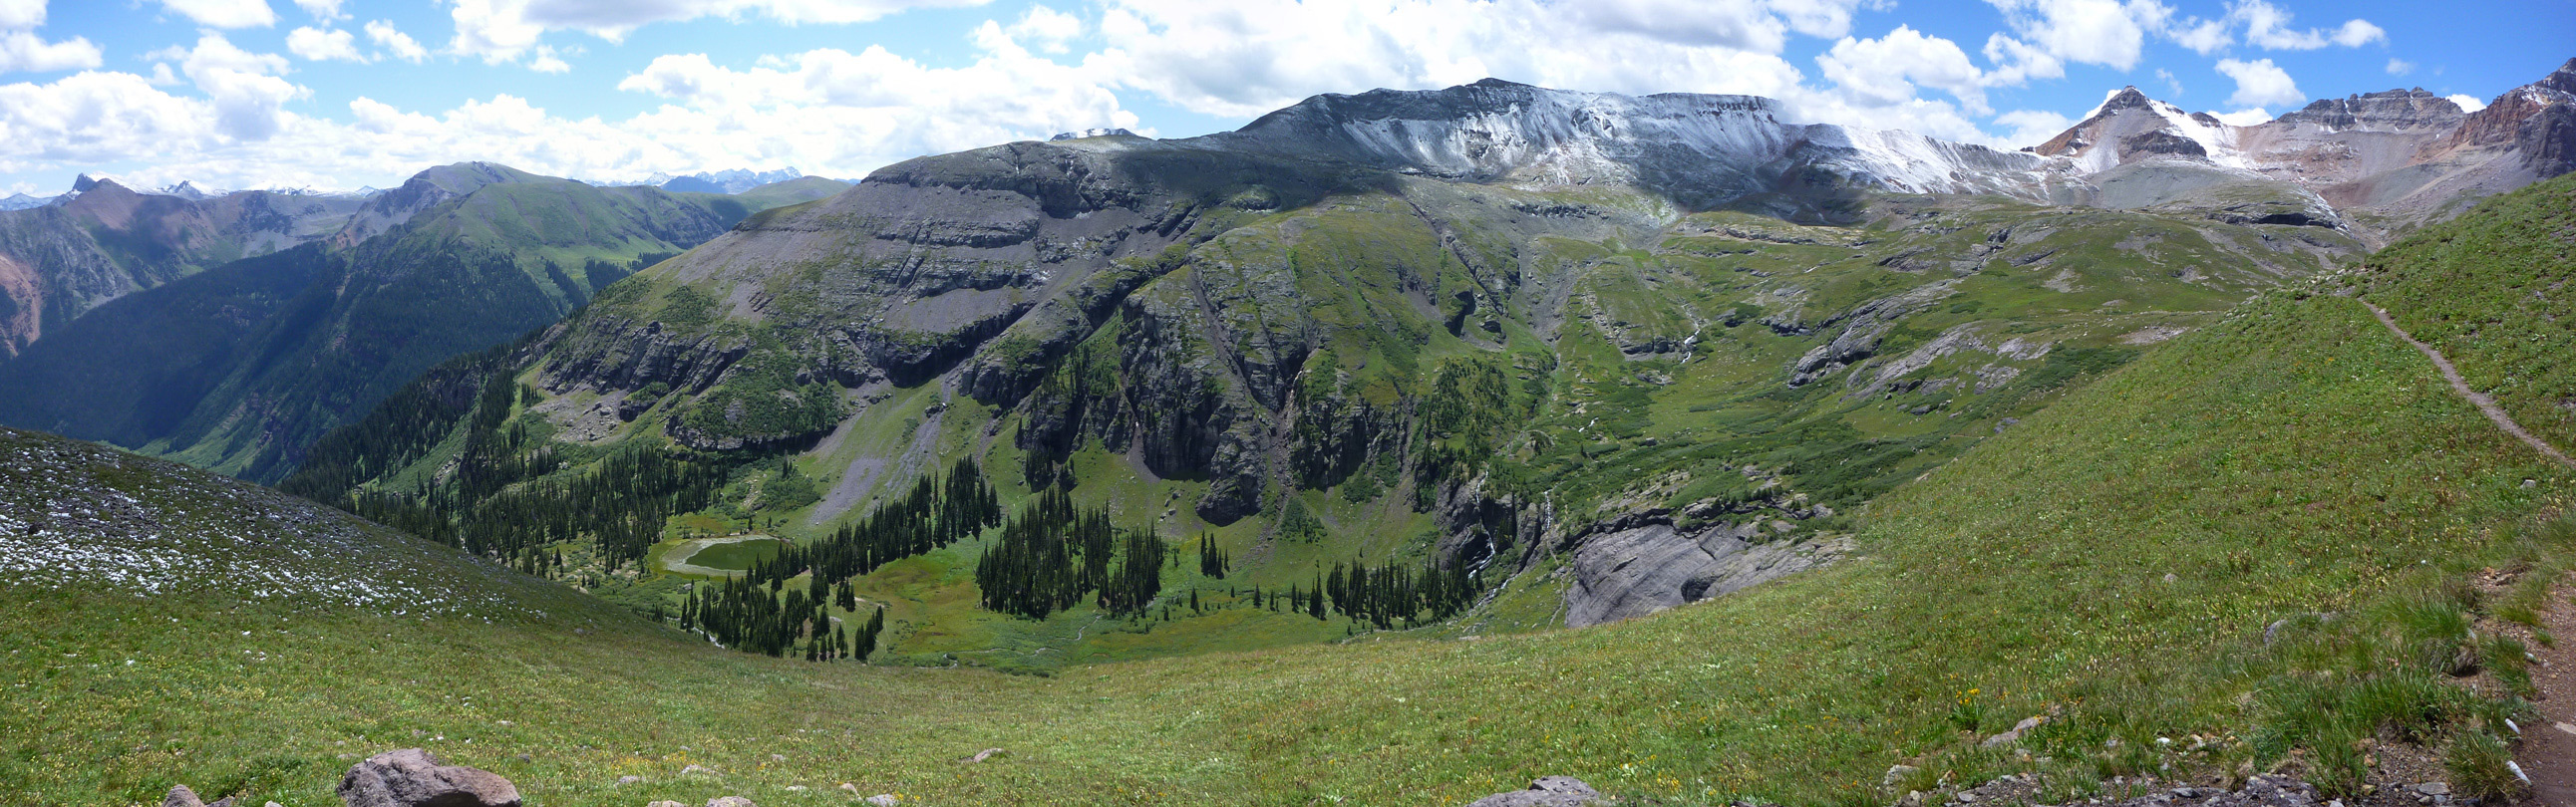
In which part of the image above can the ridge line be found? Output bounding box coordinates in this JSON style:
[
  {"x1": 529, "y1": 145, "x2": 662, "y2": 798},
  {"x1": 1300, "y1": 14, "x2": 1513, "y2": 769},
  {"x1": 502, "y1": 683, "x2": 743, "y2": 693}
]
[{"x1": 2364, "y1": 300, "x2": 2575, "y2": 468}]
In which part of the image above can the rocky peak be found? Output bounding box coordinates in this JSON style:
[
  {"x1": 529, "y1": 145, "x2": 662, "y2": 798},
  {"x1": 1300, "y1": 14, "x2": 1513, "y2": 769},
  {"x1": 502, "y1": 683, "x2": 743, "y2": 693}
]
[
  {"x1": 2274, "y1": 89, "x2": 2464, "y2": 131},
  {"x1": 2540, "y1": 57, "x2": 2576, "y2": 96},
  {"x1": 2099, "y1": 86, "x2": 2154, "y2": 113},
  {"x1": 71, "y1": 173, "x2": 100, "y2": 192}
]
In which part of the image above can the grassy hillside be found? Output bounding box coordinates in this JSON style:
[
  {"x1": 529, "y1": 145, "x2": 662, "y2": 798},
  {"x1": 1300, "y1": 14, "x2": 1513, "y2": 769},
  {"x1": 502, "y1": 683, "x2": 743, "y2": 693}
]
[{"x1": 11, "y1": 178, "x2": 2573, "y2": 806}]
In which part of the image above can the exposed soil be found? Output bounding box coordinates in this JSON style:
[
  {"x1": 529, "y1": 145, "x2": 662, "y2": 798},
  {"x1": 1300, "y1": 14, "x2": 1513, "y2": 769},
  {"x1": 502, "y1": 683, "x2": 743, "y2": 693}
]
[{"x1": 2518, "y1": 581, "x2": 2576, "y2": 806}]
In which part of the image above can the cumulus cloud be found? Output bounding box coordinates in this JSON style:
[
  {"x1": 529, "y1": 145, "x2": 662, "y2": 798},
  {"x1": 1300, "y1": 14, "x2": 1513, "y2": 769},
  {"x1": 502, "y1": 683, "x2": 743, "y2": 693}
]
[
  {"x1": 0, "y1": 29, "x2": 102, "y2": 73},
  {"x1": 2386, "y1": 58, "x2": 2413, "y2": 77},
  {"x1": 1993, "y1": 109, "x2": 2075, "y2": 146},
  {"x1": 1816, "y1": 26, "x2": 1992, "y2": 114},
  {"x1": 2448, "y1": 94, "x2": 2486, "y2": 114},
  {"x1": 286, "y1": 26, "x2": 365, "y2": 63},
  {"x1": 0, "y1": 0, "x2": 44, "y2": 29},
  {"x1": 616, "y1": 31, "x2": 1138, "y2": 170},
  {"x1": 1984, "y1": 0, "x2": 2171, "y2": 72},
  {"x1": 447, "y1": 0, "x2": 990, "y2": 66},
  {"x1": 2215, "y1": 57, "x2": 2302, "y2": 109},
  {"x1": 149, "y1": 32, "x2": 306, "y2": 140},
  {"x1": 0, "y1": 0, "x2": 101, "y2": 74},
  {"x1": 292, "y1": 0, "x2": 344, "y2": 21},
  {"x1": 365, "y1": 20, "x2": 428, "y2": 63},
  {"x1": 158, "y1": 0, "x2": 278, "y2": 29},
  {"x1": 2212, "y1": 109, "x2": 2272, "y2": 126},
  {"x1": 1009, "y1": 5, "x2": 1084, "y2": 54},
  {"x1": 1082, "y1": 0, "x2": 1828, "y2": 119},
  {"x1": 2170, "y1": 16, "x2": 2229, "y2": 54},
  {"x1": 2233, "y1": 0, "x2": 2383, "y2": 49}
]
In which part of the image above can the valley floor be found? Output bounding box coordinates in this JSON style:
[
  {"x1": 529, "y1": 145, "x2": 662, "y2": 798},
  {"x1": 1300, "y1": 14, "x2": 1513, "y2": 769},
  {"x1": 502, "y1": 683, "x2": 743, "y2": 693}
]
[{"x1": 6, "y1": 283, "x2": 2573, "y2": 807}]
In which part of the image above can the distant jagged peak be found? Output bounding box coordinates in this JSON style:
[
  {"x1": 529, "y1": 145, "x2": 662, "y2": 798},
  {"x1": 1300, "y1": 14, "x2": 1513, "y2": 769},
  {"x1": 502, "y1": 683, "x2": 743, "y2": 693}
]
[
  {"x1": 1050, "y1": 128, "x2": 1138, "y2": 140},
  {"x1": 657, "y1": 167, "x2": 805, "y2": 194}
]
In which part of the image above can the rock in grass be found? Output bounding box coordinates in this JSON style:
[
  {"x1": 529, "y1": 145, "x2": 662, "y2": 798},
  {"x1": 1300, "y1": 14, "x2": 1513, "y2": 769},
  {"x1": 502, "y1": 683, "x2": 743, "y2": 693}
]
[
  {"x1": 1981, "y1": 715, "x2": 2047, "y2": 747},
  {"x1": 1467, "y1": 776, "x2": 1609, "y2": 807},
  {"x1": 162, "y1": 785, "x2": 236, "y2": 807},
  {"x1": 336, "y1": 748, "x2": 521, "y2": 807},
  {"x1": 866, "y1": 796, "x2": 899, "y2": 807},
  {"x1": 1883, "y1": 765, "x2": 1921, "y2": 787},
  {"x1": 646, "y1": 802, "x2": 686, "y2": 807},
  {"x1": 966, "y1": 747, "x2": 1006, "y2": 763},
  {"x1": 708, "y1": 797, "x2": 758, "y2": 807}
]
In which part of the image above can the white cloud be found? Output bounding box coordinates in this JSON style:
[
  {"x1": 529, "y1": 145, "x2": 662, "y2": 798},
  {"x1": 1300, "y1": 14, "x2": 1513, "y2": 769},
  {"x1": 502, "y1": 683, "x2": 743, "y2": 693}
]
[
  {"x1": 447, "y1": 0, "x2": 990, "y2": 65},
  {"x1": 1985, "y1": 0, "x2": 2171, "y2": 72},
  {"x1": 2329, "y1": 20, "x2": 2386, "y2": 48},
  {"x1": 0, "y1": 30, "x2": 102, "y2": 73},
  {"x1": 149, "y1": 32, "x2": 306, "y2": 140},
  {"x1": 2152, "y1": 68, "x2": 2181, "y2": 97},
  {"x1": 2214, "y1": 57, "x2": 2301, "y2": 109},
  {"x1": 1816, "y1": 26, "x2": 1992, "y2": 114},
  {"x1": 157, "y1": 0, "x2": 278, "y2": 29},
  {"x1": 0, "y1": 0, "x2": 44, "y2": 30},
  {"x1": 1009, "y1": 5, "x2": 1084, "y2": 54},
  {"x1": 527, "y1": 45, "x2": 569, "y2": 73},
  {"x1": 2448, "y1": 94, "x2": 2485, "y2": 114},
  {"x1": 1993, "y1": 109, "x2": 2074, "y2": 146},
  {"x1": 286, "y1": 26, "x2": 365, "y2": 63},
  {"x1": 2212, "y1": 109, "x2": 2272, "y2": 126},
  {"x1": 365, "y1": 20, "x2": 428, "y2": 63},
  {"x1": 616, "y1": 35, "x2": 1138, "y2": 169},
  {"x1": 2231, "y1": 0, "x2": 2382, "y2": 50},
  {"x1": 2170, "y1": 16, "x2": 2229, "y2": 54},
  {"x1": 292, "y1": 0, "x2": 343, "y2": 21},
  {"x1": 2386, "y1": 58, "x2": 2413, "y2": 77},
  {"x1": 1082, "y1": 0, "x2": 1821, "y2": 120}
]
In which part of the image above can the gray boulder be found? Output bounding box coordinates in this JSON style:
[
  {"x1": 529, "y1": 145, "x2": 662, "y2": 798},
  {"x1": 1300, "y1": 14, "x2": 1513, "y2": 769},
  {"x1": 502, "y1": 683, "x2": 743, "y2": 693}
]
[
  {"x1": 161, "y1": 785, "x2": 235, "y2": 807},
  {"x1": 336, "y1": 748, "x2": 521, "y2": 807},
  {"x1": 1467, "y1": 776, "x2": 1610, "y2": 806},
  {"x1": 708, "y1": 798, "x2": 758, "y2": 807}
]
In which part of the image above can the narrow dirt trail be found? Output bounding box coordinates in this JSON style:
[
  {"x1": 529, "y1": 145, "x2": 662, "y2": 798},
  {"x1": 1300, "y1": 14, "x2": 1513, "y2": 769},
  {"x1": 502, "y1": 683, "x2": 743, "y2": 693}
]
[
  {"x1": 2364, "y1": 301, "x2": 2576, "y2": 469},
  {"x1": 2519, "y1": 581, "x2": 2576, "y2": 806}
]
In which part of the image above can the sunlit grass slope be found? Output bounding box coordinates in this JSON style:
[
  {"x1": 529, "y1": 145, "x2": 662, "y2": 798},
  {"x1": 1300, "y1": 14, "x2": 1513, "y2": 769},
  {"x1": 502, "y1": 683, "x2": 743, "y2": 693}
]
[{"x1": 8, "y1": 178, "x2": 2575, "y2": 806}]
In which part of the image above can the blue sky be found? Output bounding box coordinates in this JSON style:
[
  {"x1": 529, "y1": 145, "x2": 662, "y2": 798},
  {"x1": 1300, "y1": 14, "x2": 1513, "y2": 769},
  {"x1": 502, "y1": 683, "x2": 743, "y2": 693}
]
[{"x1": 0, "y1": 0, "x2": 2565, "y2": 195}]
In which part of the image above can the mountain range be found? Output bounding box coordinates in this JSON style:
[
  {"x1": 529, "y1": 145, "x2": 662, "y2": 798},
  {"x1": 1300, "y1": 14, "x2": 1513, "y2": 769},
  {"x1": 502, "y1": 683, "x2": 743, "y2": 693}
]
[
  {"x1": 0, "y1": 163, "x2": 850, "y2": 480},
  {"x1": 251, "y1": 57, "x2": 2576, "y2": 672}
]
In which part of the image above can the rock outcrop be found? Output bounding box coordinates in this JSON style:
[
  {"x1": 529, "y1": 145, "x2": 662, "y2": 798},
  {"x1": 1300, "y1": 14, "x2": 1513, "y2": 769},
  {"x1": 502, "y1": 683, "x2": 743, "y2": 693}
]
[
  {"x1": 1466, "y1": 776, "x2": 1611, "y2": 807},
  {"x1": 336, "y1": 748, "x2": 522, "y2": 807},
  {"x1": 1562, "y1": 515, "x2": 1852, "y2": 628}
]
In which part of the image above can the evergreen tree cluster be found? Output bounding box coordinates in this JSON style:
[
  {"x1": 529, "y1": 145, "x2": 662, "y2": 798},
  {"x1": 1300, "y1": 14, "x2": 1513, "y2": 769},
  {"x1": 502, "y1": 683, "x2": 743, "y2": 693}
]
[
  {"x1": 1321, "y1": 557, "x2": 1482, "y2": 629},
  {"x1": 738, "y1": 458, "x2": 1004, "y2": 590},
  {"x1": 681, "y1": 576, "x2": 882, "y2": 661},
  {"x1": 973, "y1": 486, "x2": 1164, "y2": 619},
  {"x1": 1195, "y1": 533, "x2": 1230, "y2": 579}
]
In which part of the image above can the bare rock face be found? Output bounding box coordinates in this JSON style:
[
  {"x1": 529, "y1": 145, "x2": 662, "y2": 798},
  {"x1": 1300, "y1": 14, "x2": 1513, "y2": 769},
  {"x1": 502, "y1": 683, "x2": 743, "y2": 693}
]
[
  {"x1": 1562, "y1": 513, "x2": 1853, "y2": 627},
  {"x1": 1467, "y1": 776, "x2": 1611, "y2": 807},
  {"x1": 336, "y1": 748, "x2": 521, "y2": 807}
]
